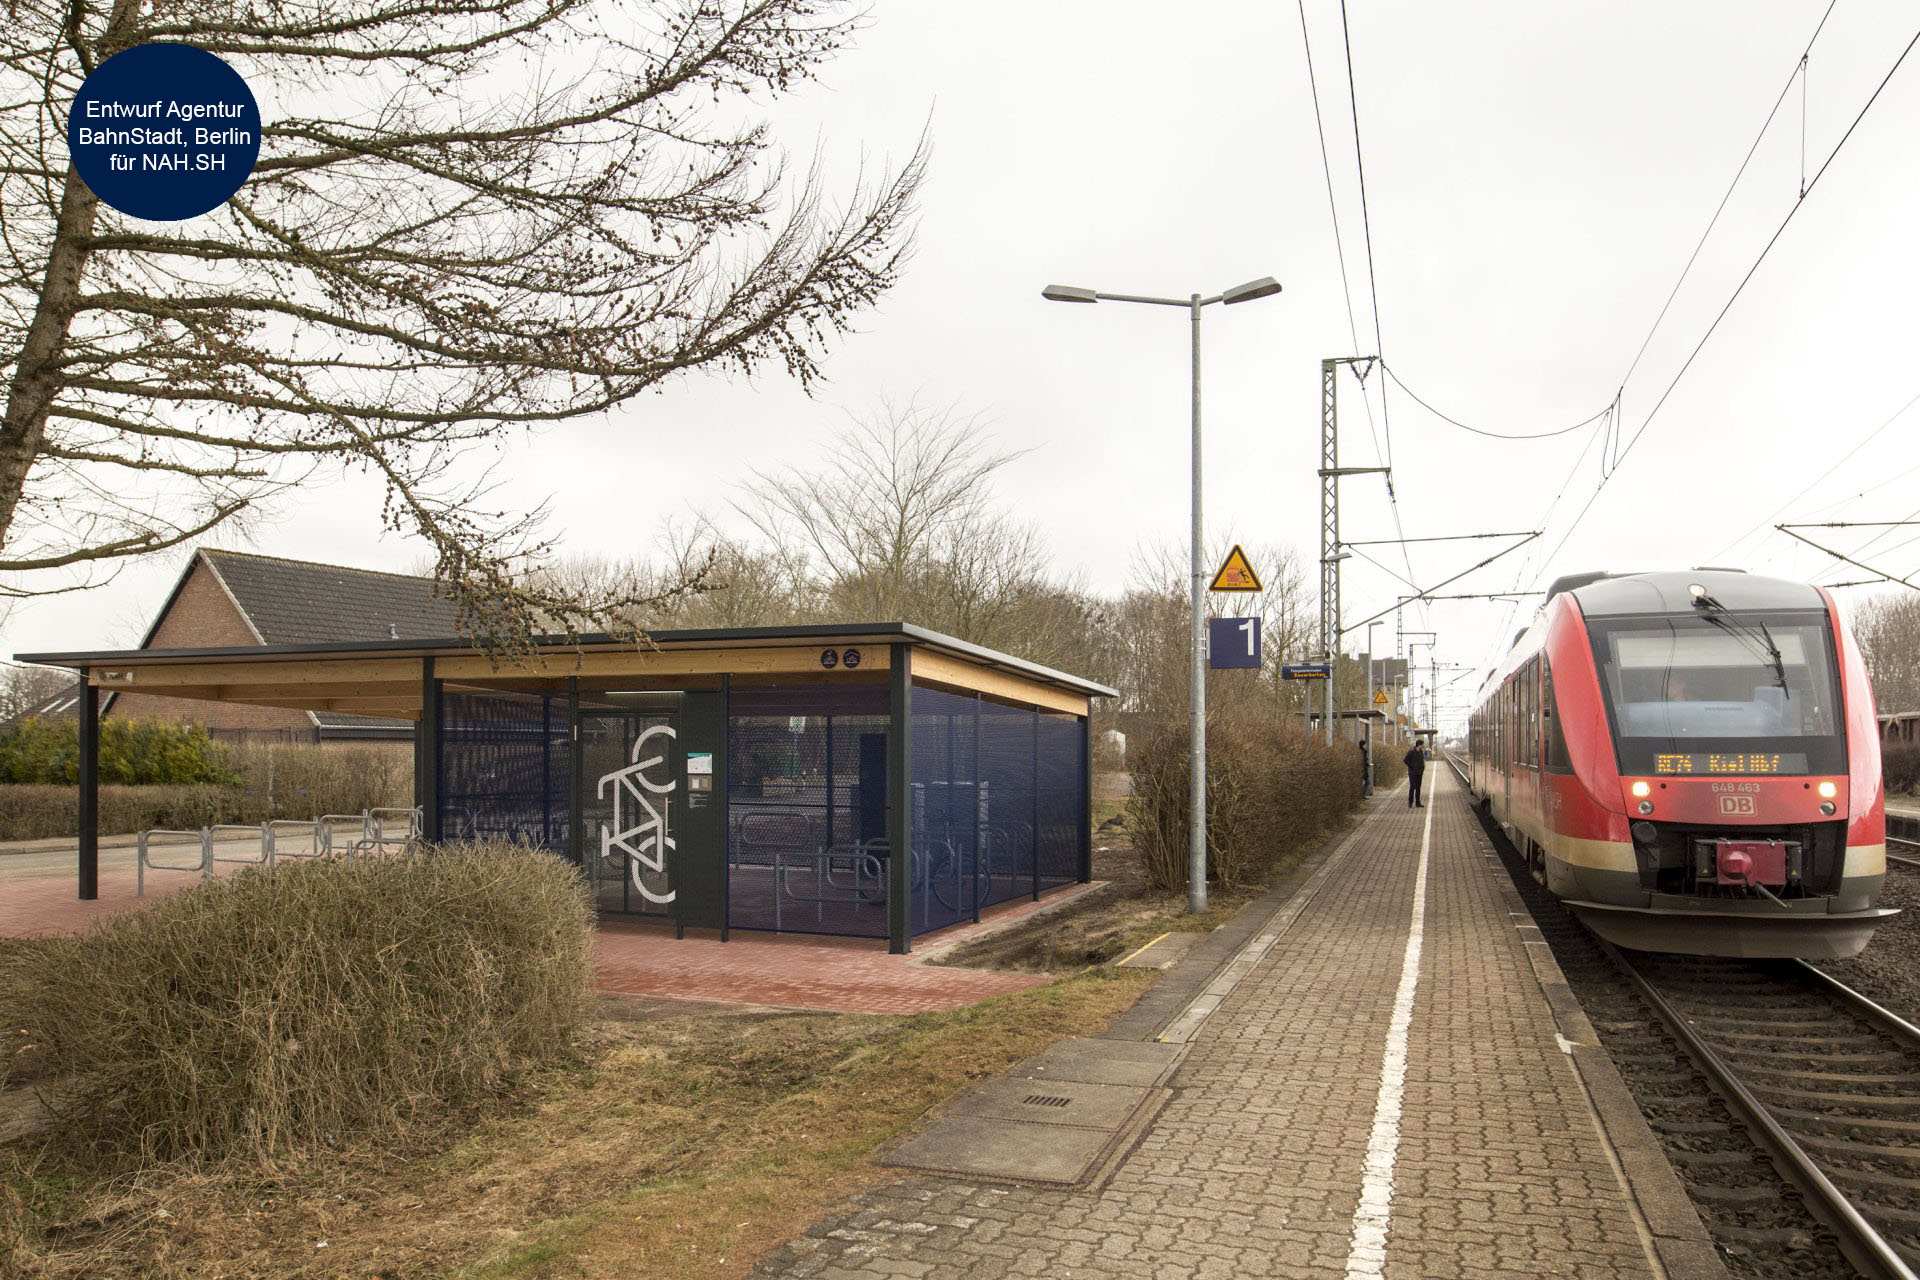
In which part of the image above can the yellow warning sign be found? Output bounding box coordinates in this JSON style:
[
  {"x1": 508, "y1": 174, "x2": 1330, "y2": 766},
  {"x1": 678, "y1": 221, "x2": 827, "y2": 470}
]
[
  {"x1": 1373, "y1": 689, "x2": 1390, "y2": 706},
  {"x1": 1208, "y1": 544, "x2": 1262, "y2": 592}
]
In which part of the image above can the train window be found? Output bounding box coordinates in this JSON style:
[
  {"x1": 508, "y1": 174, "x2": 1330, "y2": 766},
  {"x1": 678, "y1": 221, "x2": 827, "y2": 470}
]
[
  {"x1": 1587, "y1": 610, "x2": 1846, "y2": 776},
  {"x1": 1544, "y1": 661, "x2": 1572, "y2": 773}
]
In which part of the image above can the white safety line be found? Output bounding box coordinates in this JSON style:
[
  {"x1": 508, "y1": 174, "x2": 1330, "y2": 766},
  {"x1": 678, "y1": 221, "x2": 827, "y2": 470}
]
[{"x1": 1342, "y1": 772, "x2": 1436, "y2": 1278}]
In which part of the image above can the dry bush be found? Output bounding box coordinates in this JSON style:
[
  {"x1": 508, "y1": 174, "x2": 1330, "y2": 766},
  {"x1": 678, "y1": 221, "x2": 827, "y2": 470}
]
[
  {"x1": 223, "y1": 743, "x2": 413, "y2": 819},
  {"x1": 0, "y1": 842, "x2": 593, "y2": 1164},
  {"x1": 1126, "y1": 720, "x2": 1363, "y2": 891},
  {"x1": 1887, "y1": 742, "x2": 1920, "y2": 796}
]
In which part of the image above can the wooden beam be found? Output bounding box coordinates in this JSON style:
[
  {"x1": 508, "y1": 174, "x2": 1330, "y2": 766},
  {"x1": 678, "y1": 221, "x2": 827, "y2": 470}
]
[
  {"x1": 89, "y1": 657, "x2": 421, "y2": 689},
  {"x1": 436, "y1": 644, "x2": 891, "y2": 682},
  {"x1": 908, "y1": 649, "x2": 1089, "y2": 717}
]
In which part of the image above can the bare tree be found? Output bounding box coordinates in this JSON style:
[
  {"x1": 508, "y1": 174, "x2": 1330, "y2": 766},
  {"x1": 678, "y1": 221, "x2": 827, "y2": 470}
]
[
  {"x1": 1855, "y1": 591, "x2": 1920, "y2": 715},
  {"x1": 1112, "y1": 539, "x2": 1316, "y2": 725},
  {"x1": 0, "y1": 0, "x2": 925, "y2": 656},
  {"x1": 738, "y1": 401, "x2": 1046, "y2": 631},
  {"x1": 0, "y1": 660, "x2": 72, "y2": 721}
]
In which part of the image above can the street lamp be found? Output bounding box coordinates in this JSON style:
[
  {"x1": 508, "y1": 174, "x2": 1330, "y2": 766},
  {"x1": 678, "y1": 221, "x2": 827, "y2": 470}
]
[
  {"x1": 1364, "y1": 619, "x2": 1381, "y2": 796},
  {"x1": 1044, "y1": 275, "x2": 1282, "y2": 915}
]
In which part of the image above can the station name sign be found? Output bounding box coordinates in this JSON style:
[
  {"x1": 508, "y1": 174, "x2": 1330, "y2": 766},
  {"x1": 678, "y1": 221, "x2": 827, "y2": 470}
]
[{"x1": 1281, "y1": 663, "x2": 1331, "y2": 681}]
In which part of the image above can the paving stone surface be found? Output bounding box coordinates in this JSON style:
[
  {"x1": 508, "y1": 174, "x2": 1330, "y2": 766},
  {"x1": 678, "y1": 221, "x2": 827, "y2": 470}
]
[
  {"x1": 753, "y1": 771, "x2": 1665, "y2": 1278},
  {"x1": 0, "y1": 841, "x2": 1075, "y2": 1015}
]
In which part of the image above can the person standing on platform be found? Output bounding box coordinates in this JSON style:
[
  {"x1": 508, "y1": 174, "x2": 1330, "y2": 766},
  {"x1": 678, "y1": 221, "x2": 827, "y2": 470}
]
[
  {"x1": 1360, "y1": 740, "x2": 1372, "y2": 797},
  {"x1": 1404, "y1": 742, "x2": 1427, "y2": 808}
]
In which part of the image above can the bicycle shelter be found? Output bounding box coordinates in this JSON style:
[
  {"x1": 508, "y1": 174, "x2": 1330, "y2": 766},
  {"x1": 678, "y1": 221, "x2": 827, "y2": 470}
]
[{"x1": 22, "y1": 624, "x2": 1113, "y2": 954}]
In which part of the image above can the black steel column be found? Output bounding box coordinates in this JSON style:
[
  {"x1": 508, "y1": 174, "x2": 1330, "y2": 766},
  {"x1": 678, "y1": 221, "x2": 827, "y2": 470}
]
[
  {"x1": 1031, "y1": 707, "x2": 1041, "y2": 902},
  {"x1": 418, "y1": 658, "x2": 440, "y2": 841},
  {"x1": 541, "y1": 693, "x2": 553, "y2": 847},
  {"x1": 566, "y1": 677, "x2": 582, "y2": 866},
  {"x1": 972, "y1": 693, "x2": 982, "y2": 923},
  {"x1": 77, "y1": 677, "x2": 98, "y2": 901},
  {"x1": 1078, "y1": 712, "x2": 1093, "y2": 884},
  {"x1": 720, "y1": 674, "x2": 731, "y2": 943},
  {"x1": 887, "y1": 644, "x2": 913, "y2": 954}
]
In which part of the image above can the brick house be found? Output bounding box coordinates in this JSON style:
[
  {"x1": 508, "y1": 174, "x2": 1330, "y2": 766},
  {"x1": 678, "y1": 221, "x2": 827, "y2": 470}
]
[{"x1": 102, "y1": 548, "x2": 459, "y2": 745}]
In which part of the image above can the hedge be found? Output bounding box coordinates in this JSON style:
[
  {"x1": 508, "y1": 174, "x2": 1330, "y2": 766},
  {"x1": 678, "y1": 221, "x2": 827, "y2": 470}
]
[
  {"x1": 1127, "y1": 720, "x2": 1363, "y2": 891},
  {"x1": 0, "y1": 717, "x2": 234, "y2": 786}
]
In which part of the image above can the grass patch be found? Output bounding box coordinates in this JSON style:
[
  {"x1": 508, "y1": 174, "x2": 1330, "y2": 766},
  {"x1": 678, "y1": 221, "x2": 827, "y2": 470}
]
[{"x1": 3, "y1": 971, "x2": 1152, "y2": 1278}]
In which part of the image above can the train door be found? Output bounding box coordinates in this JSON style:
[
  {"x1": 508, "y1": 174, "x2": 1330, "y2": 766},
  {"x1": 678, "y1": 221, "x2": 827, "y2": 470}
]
[{"x1": 1500, "y1": 679, "x2": 1513, "y2": 825}]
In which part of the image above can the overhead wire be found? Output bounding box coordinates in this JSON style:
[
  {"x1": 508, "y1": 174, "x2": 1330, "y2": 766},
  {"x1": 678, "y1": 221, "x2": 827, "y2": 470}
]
[
  {"x1": 1531, "y1": 14, "x2": 1920, "y2": 585},
  {"x1": 1614, "y1": 0, "x2": 1838, "y2": 395},
  {"x1": 1335, "y1": 0, "x2": 1426, "y2": 635},
  {"x1": 1705, "y1": 386, "x2": 1920, "y2": 565},
  {"x1": 1382, "y1": 364, "x2": 1614, "y2": 440},
  {"x1": 1296, "y1": 0, "x2": 1389, "y2": 471}
]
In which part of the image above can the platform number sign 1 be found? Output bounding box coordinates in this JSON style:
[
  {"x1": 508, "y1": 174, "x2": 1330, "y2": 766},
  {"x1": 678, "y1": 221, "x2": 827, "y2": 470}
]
[{"x1": 1208, "y1": 616, "x2": 1261, "y2": 670}]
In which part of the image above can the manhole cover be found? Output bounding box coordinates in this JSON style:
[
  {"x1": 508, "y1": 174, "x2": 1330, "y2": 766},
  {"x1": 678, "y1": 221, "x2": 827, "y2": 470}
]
[{"x1": 1022, "y1": 1094, "x2": 1073, "y2": 1108}]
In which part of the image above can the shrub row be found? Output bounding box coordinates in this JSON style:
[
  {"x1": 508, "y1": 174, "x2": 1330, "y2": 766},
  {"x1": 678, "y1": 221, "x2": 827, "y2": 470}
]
[
  {"x1": 0, "y1": 842, "x2": 595, "y2": 1163},
  {"x1": 0, "y1": 785, "x2": 237, "y2": 842},
  {"x1": 0, "y1": 747, "x2": 412, "y2": 842},
  {"x1": 1127, "y1": 720, "x2": 1363, "y2": 892},
  {"x1": 1887, "y1": 742, "x2": 1920, "y2": 796}
]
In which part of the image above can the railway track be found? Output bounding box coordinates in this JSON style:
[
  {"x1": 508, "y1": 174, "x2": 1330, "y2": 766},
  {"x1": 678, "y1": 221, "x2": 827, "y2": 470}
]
[
  {"x1": 1888, "y1": 834, "x2": 1920, "y2": 872},
  {"x1": 1610, "y1": 947, "x2": 1920, "y2": 1280}
]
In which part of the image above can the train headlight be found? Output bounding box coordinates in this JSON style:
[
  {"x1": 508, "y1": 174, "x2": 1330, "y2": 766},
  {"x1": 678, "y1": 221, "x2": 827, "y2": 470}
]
[
  {"x1": 1820, "y1": 801, "x2": 1837, "y2": 816},
  {"x1": 1817, "y1": 781, "x2": 1837, "y2": 799},
  {"x1": 1630, "y1": 781, "x2": 1651, "y2": 798},
  {"x1": 1637, "y1": 800, "x2": 1654, "y2": 815}
]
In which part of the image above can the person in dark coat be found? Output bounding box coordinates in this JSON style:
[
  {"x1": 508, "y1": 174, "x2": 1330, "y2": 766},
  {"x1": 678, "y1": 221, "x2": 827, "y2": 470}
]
[
  {"x1": 1359, "y1": 740, "x2": 1372, "y2": 797},
  {"x1": 1404, "y1": 742, "x2": 1427, "y2": 807}
]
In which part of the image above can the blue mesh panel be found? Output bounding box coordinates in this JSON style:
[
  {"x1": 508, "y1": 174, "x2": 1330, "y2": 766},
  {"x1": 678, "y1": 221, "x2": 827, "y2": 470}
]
[
  {"x1": 910, "y1": 687, "x2": 981, "y2": 933},
  {"x1": 727, "y1": 683, "x2": 890, "y2": 937},
  {"x1": 1036, "y1": 711, "x2": 1084, "y2": 888},
  {"x1": 437, "y1": 690, "x2": 568, "y2": 850}
]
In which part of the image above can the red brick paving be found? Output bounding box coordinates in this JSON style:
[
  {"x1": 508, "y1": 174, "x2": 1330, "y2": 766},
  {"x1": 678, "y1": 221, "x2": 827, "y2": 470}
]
[{"x1": 0, "y1": 847, "x2": 1078, "y2": 1015}]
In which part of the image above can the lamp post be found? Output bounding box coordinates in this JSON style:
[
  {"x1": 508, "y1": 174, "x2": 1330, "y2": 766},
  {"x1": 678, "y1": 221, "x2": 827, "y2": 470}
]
[
  {"x1": 1044, "y1": 275, "x2": 1282, "y2": 915},
  {"x1": 1364, "y1": 619, "x2": 1381, "y2": 795}
]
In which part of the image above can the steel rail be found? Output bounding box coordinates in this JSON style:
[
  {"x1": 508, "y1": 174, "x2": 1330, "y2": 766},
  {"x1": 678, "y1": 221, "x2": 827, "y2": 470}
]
[
  {"x1": 1889, "y1": 834, "x2": 1920, "y2": 871},
  {"x1": 1603, "y1": 940, "x2": 1919, "y2": 1280}
]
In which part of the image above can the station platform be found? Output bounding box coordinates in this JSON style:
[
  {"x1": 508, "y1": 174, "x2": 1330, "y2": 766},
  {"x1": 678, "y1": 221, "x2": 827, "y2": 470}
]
[{"x1": 758, "y1": 768, "x2": 1724, "y2": 1279}]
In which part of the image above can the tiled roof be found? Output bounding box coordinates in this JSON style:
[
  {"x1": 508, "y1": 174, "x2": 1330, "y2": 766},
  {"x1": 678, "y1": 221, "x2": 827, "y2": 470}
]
[
  {"x1": 202, "y1": 549, "x2": 460, "y2": 645},
  {"x1": 0, "y1": 684, "x2": 82, "y2": 731}
]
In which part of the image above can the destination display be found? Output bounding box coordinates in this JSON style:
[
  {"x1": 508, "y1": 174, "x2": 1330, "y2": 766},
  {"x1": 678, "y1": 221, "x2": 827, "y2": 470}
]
[{"x1": 1651, "y1": 752, "x2": 1809, "y2": 776}]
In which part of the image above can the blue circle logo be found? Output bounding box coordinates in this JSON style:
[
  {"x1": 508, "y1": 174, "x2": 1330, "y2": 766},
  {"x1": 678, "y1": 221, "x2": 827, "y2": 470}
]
[{"x1": 68, "y1": 43, "x2": 260, "y2": 222}]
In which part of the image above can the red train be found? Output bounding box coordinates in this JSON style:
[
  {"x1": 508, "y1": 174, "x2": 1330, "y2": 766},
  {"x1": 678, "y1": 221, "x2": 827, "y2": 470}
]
[{"x1": 1466, "y1": 569, "x2": 1893, "y2": 958}]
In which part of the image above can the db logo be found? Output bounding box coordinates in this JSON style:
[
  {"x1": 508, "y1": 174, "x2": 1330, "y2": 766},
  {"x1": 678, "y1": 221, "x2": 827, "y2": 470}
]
[{"x1": 1719, "y1": 795, "x2": 1756, "y2": 816}]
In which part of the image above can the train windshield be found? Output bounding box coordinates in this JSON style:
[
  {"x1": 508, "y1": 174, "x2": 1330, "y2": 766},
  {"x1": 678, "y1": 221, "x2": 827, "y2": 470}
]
[{"x1": 1588, "y1": 611, "x2": 1845, "y2": 776}]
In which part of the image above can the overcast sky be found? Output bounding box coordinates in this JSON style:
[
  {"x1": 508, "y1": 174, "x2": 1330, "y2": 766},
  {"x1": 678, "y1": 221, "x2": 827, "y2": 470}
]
[{"x1": 9, "y1": 1, "x2": 1920, "y2": 730}]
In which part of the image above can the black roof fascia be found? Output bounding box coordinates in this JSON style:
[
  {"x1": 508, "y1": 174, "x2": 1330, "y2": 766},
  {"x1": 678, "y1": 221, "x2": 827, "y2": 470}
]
[{"x1": 16, "y1": 621, "x2": 1119, "y2": 699}]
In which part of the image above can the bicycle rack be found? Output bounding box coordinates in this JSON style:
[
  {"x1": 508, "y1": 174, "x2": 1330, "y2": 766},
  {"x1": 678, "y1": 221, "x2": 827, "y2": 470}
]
[
  {"x1": 134, "y1": 807, "x2": 424, "y2": 895},
  {"x1": 366, "y1": 807, "x2": 422, "y2": 854},
  {"x1": 210, "y1": 822, "x2": 275, "y2": 868},
  {"x1": 136, "y1": 829, "x2": 210, "y2": 897},
  {"x1": 732, "y1": 837, "x2": 890, "y2": 931},
  {"x1": 265, "y1": 819, "x2": 327, "y2": 861}
]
